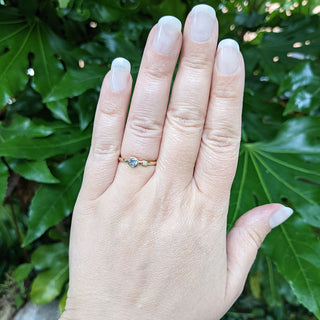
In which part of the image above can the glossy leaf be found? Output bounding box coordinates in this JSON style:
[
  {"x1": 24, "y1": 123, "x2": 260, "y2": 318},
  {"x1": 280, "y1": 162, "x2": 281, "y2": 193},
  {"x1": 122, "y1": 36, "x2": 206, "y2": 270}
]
[
  {"x1": 31, "y1": 242, "x2": 68, "y2": 270},
  {"x1": 73, "y1": 89, "x2": 98, "y2": 130},
  {"x1": 44, "y1": 65, "x2": 106, "y2": 103},
  {"x1": 23, "y1": 153, "x2": 86, "y2": 246},
  {"x1": 0, "y1": 8, "x2": 65, "y2": 106},
  {"x1": 6, "y1": 158, "x2": 59, "y2": 184},
  {"x1": 253, "y1": 15, "x2": 320, "y2": 84},
  {"x1": 263, "y1": 218, "x2": 320, "y2": 318},
  {"x1": 0, "y1": 125, "x2": 91, "y2": 160},
  {"x1": 0, "y1": 160, "x2": 9, "y2": 204},
  {"x1": 31, "y1": 243, "x2": 68, "y2": 305},
  {"x1": 229, "y1": 117, "x2": 320, "y2": 315},
  {"x1": 0, "y1": 114, "x2": 54, "y2": 141},
  {"x1": 46, "y1": 99, "x2": 71, "y2": 124},
  {"x1": 279, "y1": 62, "x2": 320, "y2": 116},
  {"x1": 58, "y1": 0, "x2": 72, "y2": 9},
  {"x1": 14, "y1": 263, "x2": 33, "y2": 282}
]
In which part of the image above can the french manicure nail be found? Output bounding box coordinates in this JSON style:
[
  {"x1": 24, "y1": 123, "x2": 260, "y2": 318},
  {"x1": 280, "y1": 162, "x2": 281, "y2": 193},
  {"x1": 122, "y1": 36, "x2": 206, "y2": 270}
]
[
  {"x1": 153, "y1": 16, "x2": 182, "y2": 55},
  {"x1": 216, "y1": 39, "x2": 240, "y2": 75},
  {"x1": 110, "y1": 57, "x2": 131, "y2": 93},
  {"x1": 189, "y1": 4, "x2": 216, "y2": 42},
  {"x1": 269, "y1": 207, "x2": 294, "y2": 229}
]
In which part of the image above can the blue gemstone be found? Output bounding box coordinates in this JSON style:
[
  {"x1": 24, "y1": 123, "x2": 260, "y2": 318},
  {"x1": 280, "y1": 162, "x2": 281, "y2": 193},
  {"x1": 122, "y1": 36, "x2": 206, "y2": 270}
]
[{"x1": 128, "y1": 157, "x2": 138, "y2": 167}]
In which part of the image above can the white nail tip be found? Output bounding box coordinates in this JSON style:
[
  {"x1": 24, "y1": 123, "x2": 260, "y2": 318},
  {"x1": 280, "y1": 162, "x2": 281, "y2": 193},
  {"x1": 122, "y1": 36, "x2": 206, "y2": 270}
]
[
  {"x1": 158, "y1": 15, "x2": 182, "y2": 32},
  {"x1": 191, "y1": 4, "x2": 216, "y2": 19},
  {"x1": 269, "y1": 207, "x2": 294, "y2": 229},
  {"x1": 111, "y1": 57, "x2": 131, "y2": 73},
  {"x1": 218, "y1": 38, "x2": 240, "y2": 51}
]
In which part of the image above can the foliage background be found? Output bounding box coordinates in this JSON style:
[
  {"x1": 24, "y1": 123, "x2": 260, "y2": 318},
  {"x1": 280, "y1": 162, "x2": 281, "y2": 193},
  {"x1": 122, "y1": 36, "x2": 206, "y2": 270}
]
[{"x1": 0, "y1": 0, "x2": 320, "y2": 318}]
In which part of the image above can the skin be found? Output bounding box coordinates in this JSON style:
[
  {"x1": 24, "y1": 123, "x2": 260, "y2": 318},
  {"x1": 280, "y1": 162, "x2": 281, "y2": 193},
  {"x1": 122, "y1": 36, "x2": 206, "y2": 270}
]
[{"x1": 60, "y1": 8, "x2": 283, "y2": 320}]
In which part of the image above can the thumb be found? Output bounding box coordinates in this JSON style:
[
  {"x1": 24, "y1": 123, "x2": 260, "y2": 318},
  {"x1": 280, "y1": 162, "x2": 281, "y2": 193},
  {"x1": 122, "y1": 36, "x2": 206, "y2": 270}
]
[{"x1": 224, "y1": 204, "x2": 294, "y2": 305}]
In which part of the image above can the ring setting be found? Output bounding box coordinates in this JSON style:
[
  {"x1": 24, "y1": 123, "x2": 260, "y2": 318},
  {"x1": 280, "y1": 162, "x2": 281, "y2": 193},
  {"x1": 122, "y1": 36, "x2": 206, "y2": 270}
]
[{"x1": 119, "y1": 156, "x2": 156, "y2": 168}]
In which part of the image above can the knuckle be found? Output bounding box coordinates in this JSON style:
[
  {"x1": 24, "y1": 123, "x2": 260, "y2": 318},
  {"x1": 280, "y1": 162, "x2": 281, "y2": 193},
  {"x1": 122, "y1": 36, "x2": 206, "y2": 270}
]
[
  {"x1": 181, "y1": 52, "x2": 213, "y2": 71},
  {"x1": 98, "y1": 100, "x2": 124, "y2": 118},
  {"x1": 202, "y1": 126, "x2": 240, "y2": 153},
  {"x1": 91, "y1": 144, "x2": 119, "y2": 158},
  {"x1": 212, "y1": 81, "x2": 242, "y2": 100},
  {"x1": 129, "y1": 113, "x2": 163, "y2": 139},
  {"x1": 239, "y1": 225, "x2": 263, "y2": 249},
  {"x1": 143, "y1": 63, "x2": 172, "y2": 82},
  {"x1": 166, "y1": 104, "x2": 205, "y2": 132}
]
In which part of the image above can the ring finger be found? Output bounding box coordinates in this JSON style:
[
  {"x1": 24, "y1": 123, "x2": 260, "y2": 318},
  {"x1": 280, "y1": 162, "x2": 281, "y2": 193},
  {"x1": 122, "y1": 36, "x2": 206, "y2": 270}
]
[{"x1": 115, "y1": 16, "x2": 182, "y2": 186}]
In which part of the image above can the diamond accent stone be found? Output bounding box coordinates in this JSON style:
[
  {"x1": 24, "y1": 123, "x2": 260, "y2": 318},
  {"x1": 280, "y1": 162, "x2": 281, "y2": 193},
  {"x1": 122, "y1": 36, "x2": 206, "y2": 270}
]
[
  {"x1": 128, "y1": 157, "x2": 138, "y2": 167},
  {"x1": 141, "y1": 160, "x2": 148, "y2": 166}
]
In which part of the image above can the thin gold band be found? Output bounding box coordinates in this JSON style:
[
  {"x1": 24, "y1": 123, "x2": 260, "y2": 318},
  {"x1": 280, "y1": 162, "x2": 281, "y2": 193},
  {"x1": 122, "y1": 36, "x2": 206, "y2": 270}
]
[{"x1": 119, "y1": 156, "x2": 157, "y2": 168}]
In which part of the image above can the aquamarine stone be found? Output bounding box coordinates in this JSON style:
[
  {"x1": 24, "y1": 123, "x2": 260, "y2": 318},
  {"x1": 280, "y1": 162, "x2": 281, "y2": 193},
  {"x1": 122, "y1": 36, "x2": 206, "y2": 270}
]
[{"x1": 128, "y1": 157, "x2": 138, "y2": 167}]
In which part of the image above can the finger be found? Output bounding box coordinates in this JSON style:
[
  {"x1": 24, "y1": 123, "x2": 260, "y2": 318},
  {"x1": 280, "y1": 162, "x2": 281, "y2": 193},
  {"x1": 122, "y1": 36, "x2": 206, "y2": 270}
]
[
  {"x1": 116, "y1": 16, "x2": 182, "y2": 184},
  {"x1": 80, "y1": 58, "x2": 132, "y2": 200},
  {"x1": 225, "y1": 204, "x2": 294, "y2": 305},
  {"x1": 194, "y1": 39, "x2": 245, "y2": 199},
  {"x1": 157, "y1": 4, "x2": 218, "y2": 189}
]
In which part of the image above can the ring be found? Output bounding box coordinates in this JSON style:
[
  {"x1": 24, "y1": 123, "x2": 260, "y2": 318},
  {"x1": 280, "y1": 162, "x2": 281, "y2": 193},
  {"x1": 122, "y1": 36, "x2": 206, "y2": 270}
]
[{"x1": 118, "y1": 156, "x2": 157, "y2": 168}]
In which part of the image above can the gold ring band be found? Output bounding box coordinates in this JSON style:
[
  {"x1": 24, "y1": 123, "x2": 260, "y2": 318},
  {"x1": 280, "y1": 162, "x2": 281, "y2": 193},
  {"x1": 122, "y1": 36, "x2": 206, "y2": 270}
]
[{"x1": 119, "y1": 156, "x2": 157, "y2": 168}]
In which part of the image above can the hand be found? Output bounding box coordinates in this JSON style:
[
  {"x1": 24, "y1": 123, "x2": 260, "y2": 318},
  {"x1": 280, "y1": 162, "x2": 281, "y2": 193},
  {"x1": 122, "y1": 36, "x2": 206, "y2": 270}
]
[{"x1": 60, "y1": 4, "x2": 293, "y2": 320}]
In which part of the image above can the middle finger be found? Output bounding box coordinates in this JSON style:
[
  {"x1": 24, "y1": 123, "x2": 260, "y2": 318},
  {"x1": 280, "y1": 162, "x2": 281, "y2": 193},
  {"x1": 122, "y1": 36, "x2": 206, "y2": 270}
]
[
  {"x1": 156, "y1": 4, "x2": 218, "y2": 189},
  {"x1": 116, "y1": 16, "x2": 182, "y2": 185}
]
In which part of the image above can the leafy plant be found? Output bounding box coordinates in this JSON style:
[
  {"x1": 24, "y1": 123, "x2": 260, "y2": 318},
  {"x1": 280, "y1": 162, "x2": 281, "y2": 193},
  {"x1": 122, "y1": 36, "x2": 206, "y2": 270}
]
[{"x1": 0, "y1": 0, "x2": 319, "y2": 318}]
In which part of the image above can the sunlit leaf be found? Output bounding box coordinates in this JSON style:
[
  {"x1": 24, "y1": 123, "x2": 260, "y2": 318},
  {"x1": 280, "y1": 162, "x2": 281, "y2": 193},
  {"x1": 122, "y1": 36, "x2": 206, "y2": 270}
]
[{"x1": 31, "y1": 243, "x2": 68, "y2": 305}]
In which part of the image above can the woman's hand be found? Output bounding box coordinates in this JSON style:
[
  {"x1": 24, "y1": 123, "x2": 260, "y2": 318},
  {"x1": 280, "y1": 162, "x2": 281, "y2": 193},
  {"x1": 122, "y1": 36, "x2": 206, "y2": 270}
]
[{"x1": 60, "y1": 4, "x2": 293, "y2": 320}]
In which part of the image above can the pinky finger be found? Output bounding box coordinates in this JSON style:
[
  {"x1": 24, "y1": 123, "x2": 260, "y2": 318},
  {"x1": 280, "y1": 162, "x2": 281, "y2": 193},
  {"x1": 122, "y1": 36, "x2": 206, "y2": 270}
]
[{"x1": 80, "y1": 58, "x2": 132, "y2": 201}]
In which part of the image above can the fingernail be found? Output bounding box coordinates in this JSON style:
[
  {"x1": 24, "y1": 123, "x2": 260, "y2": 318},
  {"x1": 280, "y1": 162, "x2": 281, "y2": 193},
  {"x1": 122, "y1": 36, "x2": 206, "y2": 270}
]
[
  {"x1": 189, "y1": 4, "x2": 216, "y2": 42},
  {"x1": 216, "y1": 39, "x2": 240, "y2": 75},
  {"x1": 153, "y1": 16, "x2": 182, "y2": 55},
  {"x1": 269, "y1": 207, "x2": 294, "y2": 229},
  {"x1": 110, "y1": 57, "x2": 131, "y2": 92}
]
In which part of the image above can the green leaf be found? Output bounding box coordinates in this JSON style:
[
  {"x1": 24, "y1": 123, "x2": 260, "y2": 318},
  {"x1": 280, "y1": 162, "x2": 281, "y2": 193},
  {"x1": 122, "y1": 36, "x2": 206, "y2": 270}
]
[
  {"x1": 89, "y1": 2, "x2": 122, "y2": 22},
  {"x1": 256, "y1": 15, "x2": 320, "y2": 84},
  {"x1": 31, "y1": 242, "x2": 68, "y2": 270},
  {"x1": 229, "y1": 117, "x2": 320, "y2": 316},
  {"x1": 6, "y1": 158, "x2": 59, "y2": 184},
  {"x1": 46, "y1": 99, "x2": 71, "y2": 124},
  {"x1": 93, "y1": 32, "x2": 141, "y2": 61},
  {"x1": 279, "y1": 62, "x2": 320, "y2": 116},
  {"x1": 0, "y1": 204, "x2": 18, "y2": 249},
  {"x1": 0, "y1": 114, "x2": 53, "y2": 141},
  {"x1": 73, "y1": 89, "x2": 97, "y2": 130},
  {"x1": 14, "y1": 263, "x2": 33, "y2": 282},
  {"x1": 58, "y1": 0, "x2": 72, "y2": 9},
  {"x1": 0, "y1": 9, "x2": 65, "y2": 106},
  {"x1": 263, "y1": 218, "x2": 320, "y2": 318},
  {"x1": 31, "y1": 243, "x2": 68, "y2": 305},
  {"x1": 230, "y1": 117, "x2": 320, "y2": 229},
  {"x1": 44, "y1": 65, "x2": 106, "y2": 102},
  {"x1": 31, "y1": 265, "x2": 68, "y2": 305},
  {"x1": 0, "y1": 160, "x2": 9, "y2": 204},
  {"x1": 59, "y1": 286, "x2": 68, "y2": 314},
  {"x1": 23, "y1": 153, "x2": 86, "y2": 246},
  {"x1": 30, "y1": 22, "x2": 65, "y2": 98},
  {"x1": 147, "y1": 0, "x2": 187, "y2": 21},
  {"x1": 0, "y1": 125, "x2": 91, "y2": 160}
]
